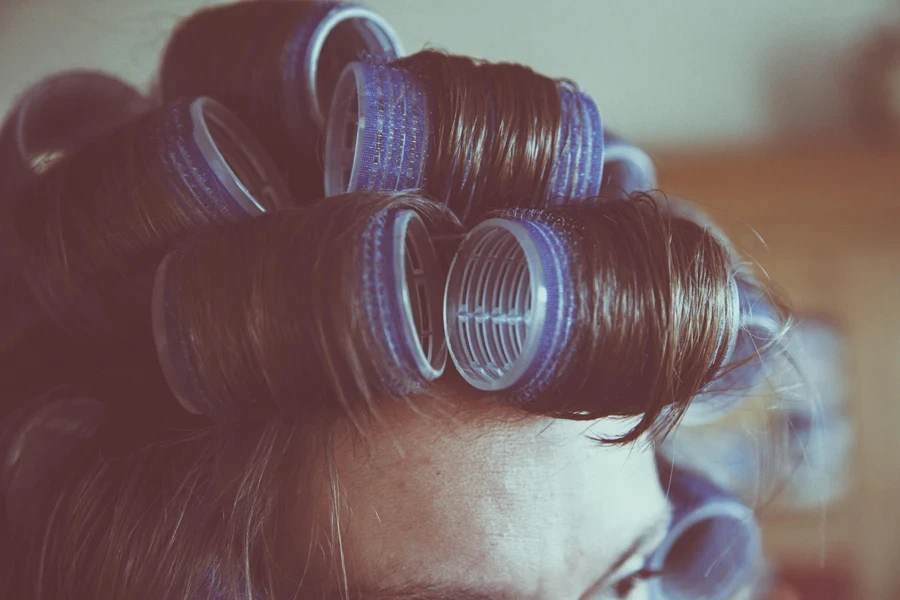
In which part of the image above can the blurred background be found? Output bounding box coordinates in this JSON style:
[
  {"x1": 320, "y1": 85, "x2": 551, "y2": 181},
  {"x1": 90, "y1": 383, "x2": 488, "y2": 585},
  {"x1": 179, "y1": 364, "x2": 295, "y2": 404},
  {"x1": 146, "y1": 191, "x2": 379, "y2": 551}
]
[{"x1": 1, "y1": 0, "x2": 898, "y2": 598}]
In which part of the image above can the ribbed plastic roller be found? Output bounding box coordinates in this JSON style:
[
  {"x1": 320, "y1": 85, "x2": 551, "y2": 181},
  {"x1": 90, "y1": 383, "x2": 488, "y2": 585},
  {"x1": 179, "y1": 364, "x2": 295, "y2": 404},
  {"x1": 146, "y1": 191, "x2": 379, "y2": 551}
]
[
  {"x1": 325, "y1": 61, "x2": 605, "y2": 216},
  {"x1": 648, "y1": 461, "x2": 761, "y2": 600},
  {"x1": 443, "y1": 211, "x2": 578, "y2": 397}
]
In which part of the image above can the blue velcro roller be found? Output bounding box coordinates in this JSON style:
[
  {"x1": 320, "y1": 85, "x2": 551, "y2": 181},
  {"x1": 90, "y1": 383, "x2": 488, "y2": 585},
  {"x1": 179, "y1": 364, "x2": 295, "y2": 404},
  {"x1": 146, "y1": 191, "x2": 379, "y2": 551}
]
[
  {"x1": 774, "y1": 318, "x2": 854, "y2": 508},
  {"x1": 279, "y1": 2, "x2": 404, "y2": 149},
  {"x1": 359, "y1": 207, "x2": 448, "y2": 393},
  {"x1": 649, "y1": 462, "x2": 762, "y2": 600},
  {"x1": 152, "y1": 205, "x2": 445, "y2": 417},
  {"x1": 659, "y1": 318, "x2": 853, "y2": 509},
  {"x1": 545, "y1": 84, "x2": 605, "y2": 203},
  {"x1": 0, "y1": 70, "x2": 150, "y2": 204},
  {"x1": 152, "y1": 252, "x2": 210, "y2": 416},
  {"x1": 600, "y1": 130, "x2": 657, "y2": 200},
  {"x1": 683, "y1": 279, "x2": 783, "y2": 425},
  {"x1": 157, "y1": 97, "x2": 292, "y2": 223},
  {"x1": 325, "y1": 61, "x2": 432, "y2": 196},
  {"x1": 324, "y1": 62, "x2": 605, "y2": 210},
  {"x1": 443, "y1": 210, "x2": 578, "y2": 396}
]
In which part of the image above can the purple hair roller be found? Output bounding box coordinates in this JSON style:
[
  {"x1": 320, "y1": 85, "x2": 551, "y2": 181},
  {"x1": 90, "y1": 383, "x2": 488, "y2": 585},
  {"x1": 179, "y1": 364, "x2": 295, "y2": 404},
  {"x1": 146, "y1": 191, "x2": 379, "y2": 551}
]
[
  {"x1": 152, "y1": 205, "x2": 445, "y2": 417},
  {"x1": 545, "y1": 85, "x2": 605, "y2": 203},
  {"x1": 683, "y1": 279, "x2": 783, "y2": 426},
  {"x1": 775, "y1": 318, "x2": 853, "y2": 508},
  {"x1": 0, "y1": 70, "x2": 150, "y2": 205},
  {"x1": 325, "y1": 61, "x2": 432, "y2": 196},
  {"x1": 659, "y1": 318, "x2": 853, "y2": 509},
  {"x1": 325, "y1": 62, "x2": 605, "y2": 215},
  {"x1": 359, "y1": 208, "x2": 448, "y2": 392},
  {"x1": 157, "y1": 97, "x2": 292, "y2": 223},
  {"x1": 279, "y1": 3, "x2": 404, "y2": 147},
  {"x1": 648, "y1": 462, "x2": 762, "y2": 600},
  {"x1": 443, "y1": 210, "x2": 578, "y2": 396},
  {"x1": 600, "y1": 130, "x2": 657, "y2": 200}
]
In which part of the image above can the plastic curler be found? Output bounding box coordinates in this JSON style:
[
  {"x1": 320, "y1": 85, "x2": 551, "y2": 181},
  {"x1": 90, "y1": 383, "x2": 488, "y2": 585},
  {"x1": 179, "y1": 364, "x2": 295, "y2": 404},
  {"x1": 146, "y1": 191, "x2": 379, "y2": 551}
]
[
  {"x1": 648, "y1": 462, "x2": 762, "y2": 600},
  {"x1": 324, "y1": 61, "x2": 604, "y2": 217},
  {"x1": 0, "y1": 70, "x2": 151, "y2": 204},
  {"x1": 359, "y1": 208, "x2": 448, "y2": 391},
  {"x1": 178, "y1": 97, "x2": 291, "y2": 219},
  {"x1": 159, "y1": 1, "x2": 403, "y2": 200},
  {"x1": 659, "y1": 317, "x2": 853, "y2": 509},
  {"x1": 325, "y1": 61, "x2": 431, "y2": 197},
  {"x1": 682, "y1": 279, "x2": 783, "y2": 426},
  {"x1": 152, "y1": 202, "x2": 447, "y2": 418},
  {"x1": 443, "y1": 211, "x2": 578, "y2": 396},
  {"x1": 600, "y1": 130, "x2": 657, "y2": 200}
]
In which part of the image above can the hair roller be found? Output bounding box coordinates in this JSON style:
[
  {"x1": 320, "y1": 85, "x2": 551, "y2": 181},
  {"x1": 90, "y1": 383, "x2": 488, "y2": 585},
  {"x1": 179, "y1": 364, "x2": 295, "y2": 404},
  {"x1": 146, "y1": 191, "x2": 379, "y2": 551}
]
[
  {"x1": 151, "y1": 192, "x2": 458, "y2": 419},
  {"x1": 444, "y1": 198, "x2": 739, "y2": 439},
  {"x1": 159, "y1": 1, "x2": 403, "y2": 202},
  {"x1": 443, "y1": 209, "x2": 580, "y2": 396},
  {"x1": 648, "y1": 461, "x2": 761, "y2": 600},
  {"x1": 0, "y1": 70, "x2": 151, "y2": 207},
  {"x1": 667, "y1": 317, "x2": 854, "y2": 509},
  {"x1": 600, "y1": 130, "x2": 657, "y2": 200},
  {"x1": 324, "y1": 52, "x2": 604, "y2": 223},
  {"x1": 10, "y1": 97, "x2": 291, "y2": 335}
]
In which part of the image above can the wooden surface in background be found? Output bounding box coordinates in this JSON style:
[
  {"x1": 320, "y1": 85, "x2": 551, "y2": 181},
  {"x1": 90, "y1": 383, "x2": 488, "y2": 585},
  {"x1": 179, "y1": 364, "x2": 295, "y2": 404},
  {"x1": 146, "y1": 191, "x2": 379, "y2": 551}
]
[{"x1": 656, "y1": 144, "x2": 900, "y2": 600}]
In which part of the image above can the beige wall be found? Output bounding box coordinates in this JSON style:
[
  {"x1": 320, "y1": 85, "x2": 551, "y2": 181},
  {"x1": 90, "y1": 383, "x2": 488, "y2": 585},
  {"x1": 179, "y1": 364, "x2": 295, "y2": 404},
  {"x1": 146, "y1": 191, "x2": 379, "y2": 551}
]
[{"x1": 0, "y1": 0, "x2": 893, "y2": 146}]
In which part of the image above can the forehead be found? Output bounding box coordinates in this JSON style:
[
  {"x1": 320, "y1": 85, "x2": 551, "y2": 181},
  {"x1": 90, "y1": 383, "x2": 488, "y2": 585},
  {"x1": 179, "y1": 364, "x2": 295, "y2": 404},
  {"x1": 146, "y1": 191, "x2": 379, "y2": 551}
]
[{"x1": 325, "y1": 399, "x2": 668, "y2": 598}]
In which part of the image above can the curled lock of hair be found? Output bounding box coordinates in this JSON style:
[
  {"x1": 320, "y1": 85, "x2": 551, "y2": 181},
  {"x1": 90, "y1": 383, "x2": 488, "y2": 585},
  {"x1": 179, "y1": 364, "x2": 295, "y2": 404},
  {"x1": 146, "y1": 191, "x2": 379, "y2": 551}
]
[
  {"x1": 9, "y1": 97, "x2": 291, "y2": 337},
  {"x1": 444, "y1": 193, "x2": 740, "y2": 442},
  {"x1": 152, "y1": 190, "x2": 462, "y2": 420},
  {"x1": 159, "y1": 0, "x2": 403, "y2": 202},
  {"x1": 325, "y1": 50, "x2": 605, "y2": 223}
]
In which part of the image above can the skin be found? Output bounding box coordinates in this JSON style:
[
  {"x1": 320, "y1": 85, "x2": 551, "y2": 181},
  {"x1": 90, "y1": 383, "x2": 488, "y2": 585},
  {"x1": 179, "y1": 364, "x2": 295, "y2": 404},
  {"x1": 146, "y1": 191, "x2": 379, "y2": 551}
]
[{"x1": 315, "y1": 397, "x2": 673, "y2": 600}]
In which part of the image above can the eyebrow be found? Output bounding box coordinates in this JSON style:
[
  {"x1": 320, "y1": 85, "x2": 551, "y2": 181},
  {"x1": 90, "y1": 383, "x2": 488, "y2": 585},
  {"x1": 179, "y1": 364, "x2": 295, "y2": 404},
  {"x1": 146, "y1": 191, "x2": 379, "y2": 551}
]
[{"x1": 354, "y1": 509, "x2": 673, "y2": 600}]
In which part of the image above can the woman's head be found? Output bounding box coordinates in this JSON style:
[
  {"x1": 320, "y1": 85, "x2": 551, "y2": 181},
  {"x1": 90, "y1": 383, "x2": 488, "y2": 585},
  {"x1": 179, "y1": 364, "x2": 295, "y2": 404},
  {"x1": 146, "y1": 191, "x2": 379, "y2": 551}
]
[{"x1": 1, "y1": 190, "x2": 769, "y2": 600}]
